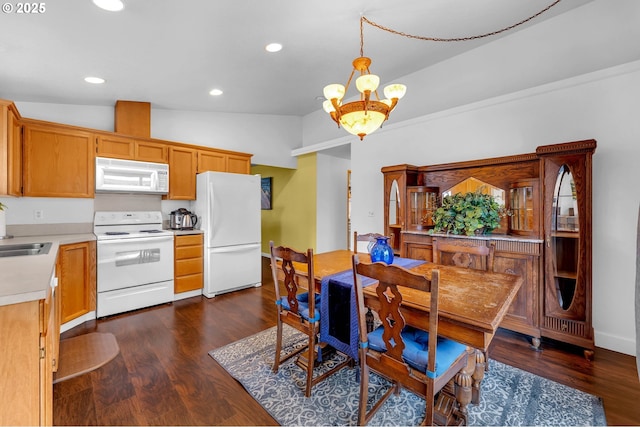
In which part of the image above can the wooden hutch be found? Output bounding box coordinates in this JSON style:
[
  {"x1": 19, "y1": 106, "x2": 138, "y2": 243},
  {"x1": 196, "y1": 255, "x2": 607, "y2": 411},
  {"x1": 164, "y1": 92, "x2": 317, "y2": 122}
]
[{"x1": 382, "y1": 140, "x2": 596, "y2": 357}]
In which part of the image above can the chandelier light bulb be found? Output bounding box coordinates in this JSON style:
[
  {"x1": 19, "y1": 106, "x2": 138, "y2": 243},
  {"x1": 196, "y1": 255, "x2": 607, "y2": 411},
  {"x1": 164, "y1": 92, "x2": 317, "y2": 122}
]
[
  {"x1": 323, "y1": 84, "x2": 345, "y2": 101},
  {"x1": 355, "y1": 74, "x2": 380, "y2": 94},
  {"x1": 383, "y1": 84, "x2": 407, "y2": 100},
  {"x1": 322, "y1": 100, "x2": 336, "y2": 114}
]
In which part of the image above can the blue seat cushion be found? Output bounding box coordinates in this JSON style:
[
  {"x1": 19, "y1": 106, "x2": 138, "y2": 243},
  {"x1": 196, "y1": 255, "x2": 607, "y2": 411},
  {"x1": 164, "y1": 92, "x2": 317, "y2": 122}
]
[
  {"x1": 367, "y1": 325, "x2": 467, "y2": 377},
  {"x1": 279, "y1": 292, "x2": 321, "y2": 321}
]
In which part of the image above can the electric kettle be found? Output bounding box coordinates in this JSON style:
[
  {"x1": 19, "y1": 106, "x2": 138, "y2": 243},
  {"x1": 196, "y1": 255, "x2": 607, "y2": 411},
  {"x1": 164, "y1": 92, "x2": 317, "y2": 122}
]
[
  {"x1": 170, "y1": 208, "x2": 198, "y2": 230},
  {"x1": 181, "y1": 210, "x2": 198, "y2": 229}
]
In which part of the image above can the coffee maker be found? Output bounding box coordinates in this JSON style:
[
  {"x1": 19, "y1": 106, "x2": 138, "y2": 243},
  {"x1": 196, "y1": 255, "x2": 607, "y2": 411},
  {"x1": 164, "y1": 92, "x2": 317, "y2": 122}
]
[{"x1": 169, "y1": 208, "x2": 198, "y2": 230}]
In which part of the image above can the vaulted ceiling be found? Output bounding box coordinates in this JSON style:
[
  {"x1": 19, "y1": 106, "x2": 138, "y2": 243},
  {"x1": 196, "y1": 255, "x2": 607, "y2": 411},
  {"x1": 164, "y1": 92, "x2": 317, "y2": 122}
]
[{"x1": 0, "y1": 0, "x2": 593, "y2": 117}]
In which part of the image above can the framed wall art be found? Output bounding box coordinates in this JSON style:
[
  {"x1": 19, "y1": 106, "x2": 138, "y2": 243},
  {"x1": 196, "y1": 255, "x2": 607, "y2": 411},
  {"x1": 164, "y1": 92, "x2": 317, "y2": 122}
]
[{"x1": 261, "y1": 177, "x2": 272, "y2": 210}]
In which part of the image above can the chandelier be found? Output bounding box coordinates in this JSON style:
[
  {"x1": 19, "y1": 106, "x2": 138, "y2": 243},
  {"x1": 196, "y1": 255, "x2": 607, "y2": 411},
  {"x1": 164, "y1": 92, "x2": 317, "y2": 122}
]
[
  {"x1": 323, "y1": 17, "x2": 406, "y2": 141},
  {"x1": 322, "y1": 1, "x2": 563, "y2": 141}
]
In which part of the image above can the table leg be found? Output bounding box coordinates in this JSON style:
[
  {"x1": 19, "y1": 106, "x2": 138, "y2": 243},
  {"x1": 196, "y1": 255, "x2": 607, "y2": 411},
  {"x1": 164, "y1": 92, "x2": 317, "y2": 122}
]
[
  {"x1": 453, "y1": 347, "x2": 475, "y2": 422},
  {"x1": 472, "y1": 349, "x2": 486, "y2": 404}
]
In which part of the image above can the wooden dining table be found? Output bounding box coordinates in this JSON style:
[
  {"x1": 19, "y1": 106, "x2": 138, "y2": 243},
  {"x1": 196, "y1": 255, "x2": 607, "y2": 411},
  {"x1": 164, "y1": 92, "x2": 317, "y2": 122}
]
[{"x1": 284, "y1": 249, "x2": 523, "y2": 419}]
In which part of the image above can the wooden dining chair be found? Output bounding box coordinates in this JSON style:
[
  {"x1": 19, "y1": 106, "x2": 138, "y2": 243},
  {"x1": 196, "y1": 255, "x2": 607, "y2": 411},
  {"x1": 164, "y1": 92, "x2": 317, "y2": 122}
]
[
  {"x1": 353, "y1": 231, "x2": 386, "y2": 254},
  {"x1": 432, "y1": 239, "x2": 495, "y2": 271},
  {"x1": 432, "y1": 238, "x2": 495, "y2": 372},
  {"x1": 269, "y1": 241, "x2": 349, "y2": 397},
  {"x1": 351, "y1": 255, "x2": 470, "y2": 426}
]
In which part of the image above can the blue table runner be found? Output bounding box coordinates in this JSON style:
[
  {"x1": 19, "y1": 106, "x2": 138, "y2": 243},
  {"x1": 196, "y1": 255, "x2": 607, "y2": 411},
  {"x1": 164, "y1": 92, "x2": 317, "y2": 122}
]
[{"x1": 319, "y1": 257, "x2": 426, "y2": 361}]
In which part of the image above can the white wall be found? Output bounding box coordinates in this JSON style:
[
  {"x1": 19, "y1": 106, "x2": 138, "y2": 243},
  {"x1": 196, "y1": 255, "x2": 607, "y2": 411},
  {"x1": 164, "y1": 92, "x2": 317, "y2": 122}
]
[
  {"x1": 342, "y1": 64, "x2": 640, "y2": 356},
  {"x1": 297, "y1": 0, "x2": 640, "y2": 356},
  {"x1": 302, "y1": 0, "x2": 640, "y2": 147},
  {"x1": 151, "y1": 109, "x2": 301, "y2": 169},
  {"x1": 316, "y1": 153, "x2": 350, "y2": 253}
]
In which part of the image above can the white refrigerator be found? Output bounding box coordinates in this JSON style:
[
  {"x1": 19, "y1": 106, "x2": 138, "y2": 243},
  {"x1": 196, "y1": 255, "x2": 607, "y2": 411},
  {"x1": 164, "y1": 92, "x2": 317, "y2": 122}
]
[{"x1": 194, "y1": 171, "x2": 262, "y2": 298}]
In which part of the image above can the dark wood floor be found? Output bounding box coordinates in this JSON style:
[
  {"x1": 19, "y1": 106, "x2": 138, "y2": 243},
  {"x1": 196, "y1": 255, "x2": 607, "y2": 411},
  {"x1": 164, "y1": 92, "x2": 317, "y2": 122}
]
[{"x1": 54, "y1": 258, "x2": 640, "y2": 426}]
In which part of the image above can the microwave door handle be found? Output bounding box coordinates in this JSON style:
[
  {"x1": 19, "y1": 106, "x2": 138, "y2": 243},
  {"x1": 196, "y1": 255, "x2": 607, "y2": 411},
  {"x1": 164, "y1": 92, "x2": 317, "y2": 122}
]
[{"x1": 151, "y1": 171, "x2": 158, "y2": 190}]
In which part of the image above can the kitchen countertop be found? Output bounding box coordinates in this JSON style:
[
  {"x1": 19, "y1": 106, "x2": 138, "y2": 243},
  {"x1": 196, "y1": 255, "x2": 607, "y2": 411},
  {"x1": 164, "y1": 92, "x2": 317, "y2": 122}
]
[{"x1": 0, "y1": 233, "x2": 96, "y2": 307}]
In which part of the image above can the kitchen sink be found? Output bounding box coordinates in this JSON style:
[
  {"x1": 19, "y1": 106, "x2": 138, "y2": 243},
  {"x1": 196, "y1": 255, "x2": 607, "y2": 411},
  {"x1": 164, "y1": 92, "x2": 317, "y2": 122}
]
[{"x1": 0, "y1": 242, "x2": 52, "y2": 258}]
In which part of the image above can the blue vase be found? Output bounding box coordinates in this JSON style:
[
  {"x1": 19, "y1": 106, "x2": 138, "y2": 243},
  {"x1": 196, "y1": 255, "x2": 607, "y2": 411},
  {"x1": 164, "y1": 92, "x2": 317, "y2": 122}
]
[{"x1": 369, "y1": 236, "x2": 394, "y2": 265}]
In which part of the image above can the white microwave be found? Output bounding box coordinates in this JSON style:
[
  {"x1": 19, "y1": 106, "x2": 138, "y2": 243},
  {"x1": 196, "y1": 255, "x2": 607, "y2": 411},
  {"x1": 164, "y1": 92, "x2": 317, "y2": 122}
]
[{"x1": 95, "y1": 157, "x2": 169, "y2": 194}]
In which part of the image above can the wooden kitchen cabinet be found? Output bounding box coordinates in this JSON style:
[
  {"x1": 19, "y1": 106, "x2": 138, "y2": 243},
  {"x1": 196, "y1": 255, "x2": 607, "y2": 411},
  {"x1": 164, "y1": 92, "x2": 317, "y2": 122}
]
[
  {"x1": 58, "y1": 241, "x2": 96, "y2": 324},
  {"x1": 197, "y1": 149, "x2": 252, "y2": 174},
  {"x1": 96, "y1": 134, "x2": 168, "y2": 163},
  {"x1": 0, "y1": 100, "x2": 22, "y2": 196},
  {"x1": 226, "y1": 152, "x2": 251, "y2": 174},
  {"x1": 174, "y1": 234, "x2": 203, "y2": 294},
  {"x1": 0, "y1": 271, "x2": 60, "y2": 426},
  {"x1": 2, "y1": 100, "x2": 254, "y2": 200},
  {"x1": 167, "y1": 146, "x2": 198, "y2": 200},
  {"x1": 136, "y1": 140, "x2": 168, "y2": 163},
  {"x1": 197, "y1": 149, "x2": 226, "y2": 172},
  {"x1": 22, "y1": 120, "x2": 95, "y2": 198}
]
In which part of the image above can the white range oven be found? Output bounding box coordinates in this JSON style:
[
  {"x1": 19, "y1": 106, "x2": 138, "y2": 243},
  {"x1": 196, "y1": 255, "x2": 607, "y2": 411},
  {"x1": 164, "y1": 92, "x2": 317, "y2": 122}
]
[{"x1": 94, "y1": 211, "x2": 174, "y2": 317}]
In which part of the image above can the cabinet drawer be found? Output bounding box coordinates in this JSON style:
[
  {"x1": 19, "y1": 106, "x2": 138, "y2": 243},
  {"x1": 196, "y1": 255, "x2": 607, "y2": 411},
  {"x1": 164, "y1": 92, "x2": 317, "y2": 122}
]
[
  {"x1": 176, "y1": 258, "x2": 203, "y2": 276},
  {"x1": 176, "y1": 245, "x2": 203, "y2": 260},
  {"x1": 175, "y1": 273, "x2": 203, "y2": 293},
  {"x1": 175, "y1": 234, "x2": 203, "y2": 247}
]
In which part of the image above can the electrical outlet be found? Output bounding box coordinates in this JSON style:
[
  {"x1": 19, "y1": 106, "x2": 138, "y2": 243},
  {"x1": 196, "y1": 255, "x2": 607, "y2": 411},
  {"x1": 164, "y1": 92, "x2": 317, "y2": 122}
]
[{"x1": 34, "y1": 210, "x2": 44, "y2": 220}]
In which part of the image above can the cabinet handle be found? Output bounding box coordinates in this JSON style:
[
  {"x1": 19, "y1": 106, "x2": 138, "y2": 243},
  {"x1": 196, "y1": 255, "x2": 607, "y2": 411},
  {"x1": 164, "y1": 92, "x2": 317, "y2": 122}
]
[{"x1": 546, "y1": 235, "x2": 551, "y2": 248}]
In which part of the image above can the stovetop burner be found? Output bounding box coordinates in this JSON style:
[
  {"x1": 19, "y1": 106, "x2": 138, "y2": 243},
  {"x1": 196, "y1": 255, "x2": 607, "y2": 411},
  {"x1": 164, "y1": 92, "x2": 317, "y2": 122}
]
[{"x1": 94, "y1": 211, "x2": 174, "y2": 240}]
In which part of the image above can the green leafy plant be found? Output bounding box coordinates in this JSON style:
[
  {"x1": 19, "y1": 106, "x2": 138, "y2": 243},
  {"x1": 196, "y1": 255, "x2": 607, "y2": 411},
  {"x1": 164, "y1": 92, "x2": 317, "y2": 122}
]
[
  {"x1": 431, "y1": 191, "x2": 507, "y2": 236},
  {"x1": 0, "y1": 202, "x2": 6, "y2": 211}
]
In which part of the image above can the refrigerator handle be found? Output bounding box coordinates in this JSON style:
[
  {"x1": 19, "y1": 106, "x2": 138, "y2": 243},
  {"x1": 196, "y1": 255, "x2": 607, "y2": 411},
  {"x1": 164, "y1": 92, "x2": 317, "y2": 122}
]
[{"x1": 208, "y1": 181, "x2": 215, "y2": 239}]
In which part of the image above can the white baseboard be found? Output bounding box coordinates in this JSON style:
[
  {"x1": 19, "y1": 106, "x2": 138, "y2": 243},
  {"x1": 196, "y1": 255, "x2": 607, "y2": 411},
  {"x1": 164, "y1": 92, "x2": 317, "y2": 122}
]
[{"x1": 594, "y1": 330, "x2": 635, "y2": 356}]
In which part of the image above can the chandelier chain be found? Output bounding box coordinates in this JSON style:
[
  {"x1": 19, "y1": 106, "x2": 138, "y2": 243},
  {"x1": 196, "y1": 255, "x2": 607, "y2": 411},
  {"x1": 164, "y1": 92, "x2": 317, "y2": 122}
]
[
  {"x1": 361, "y1": 0, "x2": 562, "y2": 43},
  {"x1": 360, "y1": 16, "x2": 364, "y2": 57}
]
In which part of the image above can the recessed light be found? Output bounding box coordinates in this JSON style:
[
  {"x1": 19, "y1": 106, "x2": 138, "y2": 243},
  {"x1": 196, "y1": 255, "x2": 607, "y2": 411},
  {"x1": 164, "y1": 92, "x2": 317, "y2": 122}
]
[
  {"x1": 84, "y1": 76, "x2": 105, "y2": 84},
  {"x1": 209, "y1": 88, "x2": 223, "y2": 96},
  {"x1": 93, "y1": 0, "x2": 124, "y2": 12},
  {"x1": 265, "y1": 43, "x2": 282, "y2": 53}
]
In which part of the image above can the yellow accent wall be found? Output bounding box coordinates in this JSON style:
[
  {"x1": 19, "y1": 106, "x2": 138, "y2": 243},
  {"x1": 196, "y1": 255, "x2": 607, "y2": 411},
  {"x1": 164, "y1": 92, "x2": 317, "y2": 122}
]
[{"x1": 252, "y1": 153, "x2": 317, "y2": 254}]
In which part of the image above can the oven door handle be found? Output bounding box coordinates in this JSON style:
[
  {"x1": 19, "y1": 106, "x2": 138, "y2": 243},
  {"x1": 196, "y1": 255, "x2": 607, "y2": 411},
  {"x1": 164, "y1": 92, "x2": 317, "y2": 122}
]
[{"x1": 97, "y1": 235, "x2": 174, "y2": 245}]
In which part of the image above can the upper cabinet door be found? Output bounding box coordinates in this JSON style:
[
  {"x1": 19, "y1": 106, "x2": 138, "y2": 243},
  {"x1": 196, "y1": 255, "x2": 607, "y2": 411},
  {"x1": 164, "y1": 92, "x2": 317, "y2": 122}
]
[
  {"x1": 167, "y1": 146, "x2": 197, "y2": 200},
  {"x1": 0, "y1": 101, "x2": 22, "y2": 196},
  {"x1": 197, "y1": 150, "x2": 226, "y2": 173},
  {"x1": 227, "y1": 154, "x2": 251, "y2": 174},
  {"x1": 97, "y1": 134, "x2": 168, "y2": 163},
  {"x1": 96, "y1": 134, "x2": 135, "y2": 159},
  {"x1": 23, "y1": 122, "x2": 95, "y2": 198},
  {"x1": 135, "y1": 141, "x2": 168, "y2": 163},
  {"x1": 197, "y1": 149, "x2": 252, "y2": 174}
]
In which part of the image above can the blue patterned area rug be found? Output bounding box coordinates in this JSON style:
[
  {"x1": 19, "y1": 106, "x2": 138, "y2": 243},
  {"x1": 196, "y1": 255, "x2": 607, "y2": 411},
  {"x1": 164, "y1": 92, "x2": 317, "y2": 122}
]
[{"x1": 209, "y1": 325, "x2": 606, "y2": 426}]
